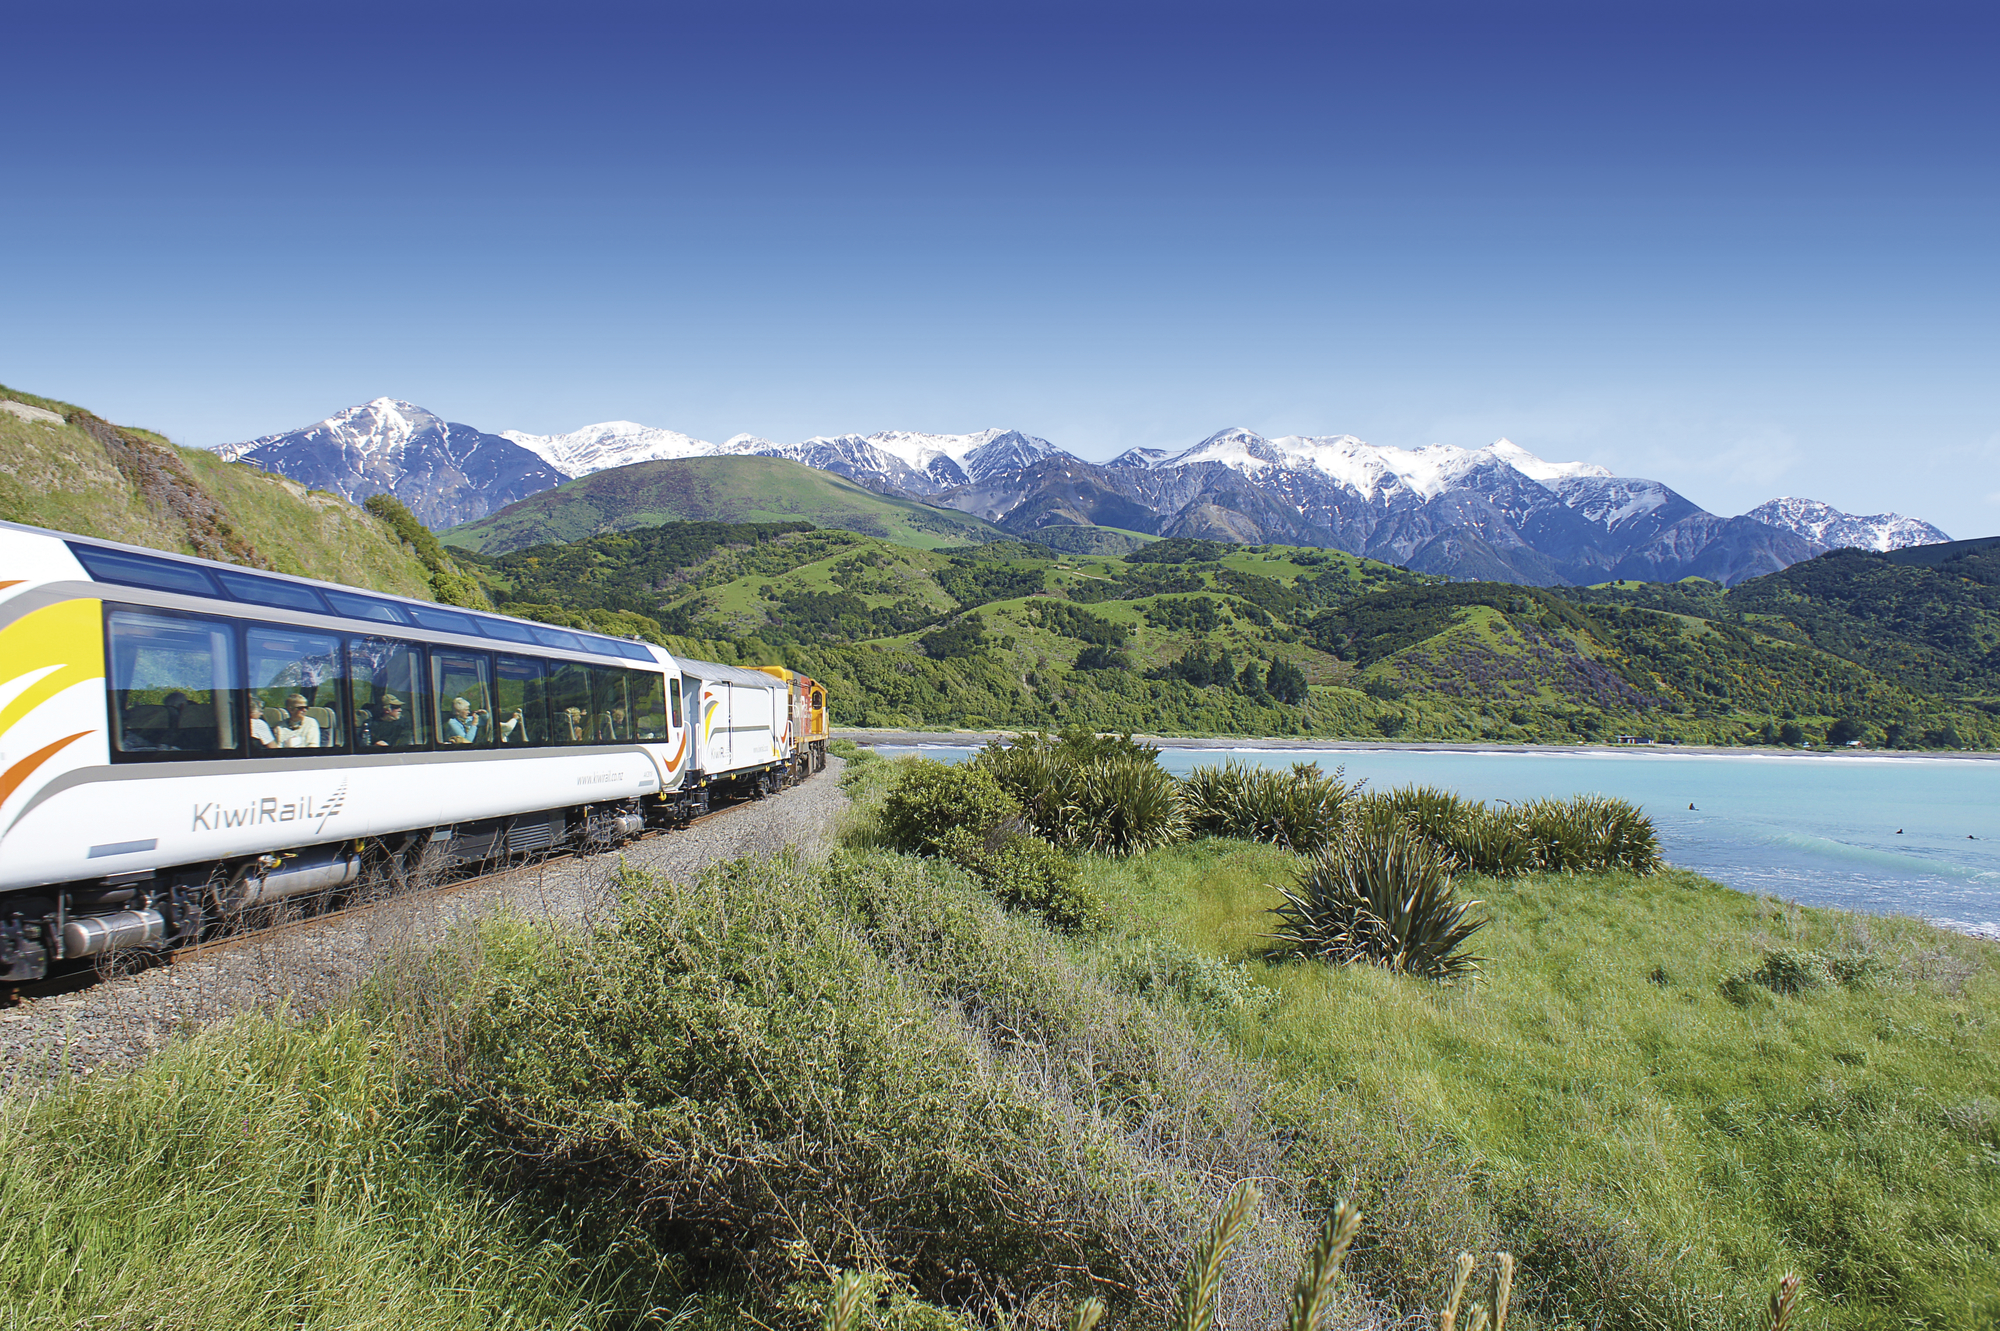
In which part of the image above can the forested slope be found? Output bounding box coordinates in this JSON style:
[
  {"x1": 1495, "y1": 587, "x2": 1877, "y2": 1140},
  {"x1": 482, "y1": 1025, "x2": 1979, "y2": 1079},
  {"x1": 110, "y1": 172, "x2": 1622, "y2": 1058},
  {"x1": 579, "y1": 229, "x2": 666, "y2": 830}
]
[{"x1": 453, "y1": 519, "x2": 1998, "y2": 747}]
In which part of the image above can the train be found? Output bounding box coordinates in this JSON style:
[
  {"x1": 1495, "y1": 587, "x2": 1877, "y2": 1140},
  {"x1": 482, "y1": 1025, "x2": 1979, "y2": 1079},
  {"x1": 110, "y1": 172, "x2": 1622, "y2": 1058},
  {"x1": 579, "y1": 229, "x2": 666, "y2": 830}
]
[{"x1": 0, "y1": 518, "x2": 831, "y2": 982}]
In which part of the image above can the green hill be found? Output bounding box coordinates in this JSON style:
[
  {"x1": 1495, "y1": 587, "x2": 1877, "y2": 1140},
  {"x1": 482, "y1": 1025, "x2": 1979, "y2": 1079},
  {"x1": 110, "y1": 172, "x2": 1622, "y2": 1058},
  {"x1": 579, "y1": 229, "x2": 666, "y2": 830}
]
[
  {"x1": 456, "y1": 517, "x2": 1997, "y2": 746},
  {"x1": 0, "y1": 384, "x2": 437, "y2": 599},
  {"x1": 439, "y1": 455, "x2": 1006, "y2": 555}
]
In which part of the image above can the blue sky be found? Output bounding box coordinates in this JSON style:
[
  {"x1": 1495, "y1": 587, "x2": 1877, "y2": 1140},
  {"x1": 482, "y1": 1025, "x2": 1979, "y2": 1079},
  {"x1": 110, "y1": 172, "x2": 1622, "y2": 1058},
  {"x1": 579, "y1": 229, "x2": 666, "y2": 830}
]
[{"x1": 4, "y1": 0, "x2": 1995, "y2": 533}]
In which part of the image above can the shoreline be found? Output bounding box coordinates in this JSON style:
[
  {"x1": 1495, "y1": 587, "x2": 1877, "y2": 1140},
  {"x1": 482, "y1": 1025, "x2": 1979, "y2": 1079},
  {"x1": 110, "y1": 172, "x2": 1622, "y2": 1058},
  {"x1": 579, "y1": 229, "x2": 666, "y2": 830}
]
[{"x1": 834, "y1": 728, "x2": 2000, "y2": 762}]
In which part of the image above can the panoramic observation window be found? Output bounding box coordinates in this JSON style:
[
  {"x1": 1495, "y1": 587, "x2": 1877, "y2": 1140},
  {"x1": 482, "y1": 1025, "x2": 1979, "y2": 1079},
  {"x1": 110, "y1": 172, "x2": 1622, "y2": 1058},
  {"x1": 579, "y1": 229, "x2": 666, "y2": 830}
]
[
  {"x1": 407, "y1": 605, "x2": 480, "y2": 636},
  {"x1": 71, "y1": 545, "x2": 219, "y2": 598},
  {"x1": 628, "y1": 671, "x2": 667, "y2": 739},
  {"x1": 433, "y1": 651, "x2": 495, "y2": 748},
  {"x1": 214, "y1": 569, "x2": 331, "y2": 615},
  {"x1": 105, "y1": 609, "x2": 240, "y2": 759},
  {"x1": 493, "y1": 655, "x2": 548, "y2": 745},
  {"x1": 543, "y1": 661, "x2": 591, "y2": 743},
  {"x1": 323, "y1": 590, "x2": 408, "y2": 625},
  {"x1": 475, "y1": 616, "x2": 536, "y2": 644},
  {"x1": 244, "y1": 626, "x2": 345, "y2": 754},
  {"x1": 348, "y1": 637, "x2": 428, "y2": 750},
  {"x1": 590, "y1": 666, "x2": 630, "y2": 741}
]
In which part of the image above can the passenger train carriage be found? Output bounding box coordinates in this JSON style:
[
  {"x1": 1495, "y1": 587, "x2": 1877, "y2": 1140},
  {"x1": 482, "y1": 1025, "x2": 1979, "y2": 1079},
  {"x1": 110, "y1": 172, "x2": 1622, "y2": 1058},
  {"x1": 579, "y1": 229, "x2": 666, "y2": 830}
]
[{"x1": 0, "y1": 519, "x2": 829, "y2": 982}]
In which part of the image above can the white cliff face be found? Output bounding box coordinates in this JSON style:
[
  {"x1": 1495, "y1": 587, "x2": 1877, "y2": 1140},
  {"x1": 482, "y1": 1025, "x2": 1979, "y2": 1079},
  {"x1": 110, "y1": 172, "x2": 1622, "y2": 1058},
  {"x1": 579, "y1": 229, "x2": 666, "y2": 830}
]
[{"x1": 1746, "y1": 497, "x2": 1951, "y2": 552}]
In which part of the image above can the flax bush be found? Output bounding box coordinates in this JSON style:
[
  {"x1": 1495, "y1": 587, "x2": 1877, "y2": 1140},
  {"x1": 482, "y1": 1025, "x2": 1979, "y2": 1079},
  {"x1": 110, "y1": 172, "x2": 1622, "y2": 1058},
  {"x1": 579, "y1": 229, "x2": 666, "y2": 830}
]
[
  {"x1": 1268, "y1": 821, "x2": 1488, "y2": 981},
  {"x1": 976, "y1": 733, "x2": 1187, "y2": 856},
  {"x1": 1180, "y1": 760, "x2": 1361, "y2": 854}
]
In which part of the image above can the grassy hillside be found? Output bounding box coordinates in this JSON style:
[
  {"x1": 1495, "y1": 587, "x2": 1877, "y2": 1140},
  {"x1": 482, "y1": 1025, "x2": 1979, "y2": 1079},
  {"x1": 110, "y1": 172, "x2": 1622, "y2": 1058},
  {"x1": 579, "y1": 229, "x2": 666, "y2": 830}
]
[
  {"x1": 439, "y1": 454, "x2": 1006, "y2": 554},
  {"x1": 9, "y1": 764, "x2": 1992, "y2": 1330},
  {"x1": 452, "y1": 517, "x2": 1997, "y2": 745},
  {"x1": 0, "y1": 384, "x2": 436, "y2": 600}
]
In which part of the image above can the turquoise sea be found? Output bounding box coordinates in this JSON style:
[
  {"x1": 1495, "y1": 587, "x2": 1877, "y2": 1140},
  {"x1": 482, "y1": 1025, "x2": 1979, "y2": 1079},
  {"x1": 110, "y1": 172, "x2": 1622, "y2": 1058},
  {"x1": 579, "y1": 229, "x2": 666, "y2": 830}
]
[{"x1": 869, "y1": 745, "x2": 2000, "y2": 937}]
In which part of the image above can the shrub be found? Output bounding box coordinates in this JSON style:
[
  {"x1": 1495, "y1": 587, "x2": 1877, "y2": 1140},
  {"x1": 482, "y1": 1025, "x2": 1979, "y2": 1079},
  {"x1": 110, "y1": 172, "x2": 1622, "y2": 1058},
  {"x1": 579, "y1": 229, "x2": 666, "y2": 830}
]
[
  {"x1": 879, "y1": 759, "x2": 1020, "y2": 856},
  {"x1": 1180, "y1": 760, "x2": 1360, "y2": 854},
  {"x1": 976, "y1": 734, "x2": 1186, "y2": 856},
  {"x1": 1515, "y1": 794, "x2": 1663, "y2": 875},
  {"x1": 938, "y1": 823, "x2": 1104, "y2": 932},
  {"x1": 1268, "y1": 821, "x2": 1488, "y2": 980},
  {"x1": 1359, "y1": 785, "x2": 1531, "y2": 878},
  {"x1": 446, "y1": 851, "x2": 1294, "y2": 1326}
]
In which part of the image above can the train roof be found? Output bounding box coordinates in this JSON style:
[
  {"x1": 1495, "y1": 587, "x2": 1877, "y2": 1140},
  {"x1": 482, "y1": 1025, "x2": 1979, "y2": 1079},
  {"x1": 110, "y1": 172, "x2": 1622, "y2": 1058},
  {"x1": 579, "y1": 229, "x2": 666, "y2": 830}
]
[
  {"x1": 676, "y1": 657, "x2": 790, "y2": 690},
  {"x1": 0, "y1": 517, "x2": 664, "y2": 668}
]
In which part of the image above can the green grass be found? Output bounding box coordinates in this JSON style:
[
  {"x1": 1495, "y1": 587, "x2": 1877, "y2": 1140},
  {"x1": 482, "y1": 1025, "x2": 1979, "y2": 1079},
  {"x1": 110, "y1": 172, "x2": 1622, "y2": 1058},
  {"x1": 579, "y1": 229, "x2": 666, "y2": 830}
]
[
  {"x1": 0, "y1": 1009, "x2": 625, "y2": 1330},
  {"x1": 1089, "y1": 845, "x2": 2000, "y2": 1328},
  {"x1": 0, "y1": 383, "x2": 434, "y2": 598}
]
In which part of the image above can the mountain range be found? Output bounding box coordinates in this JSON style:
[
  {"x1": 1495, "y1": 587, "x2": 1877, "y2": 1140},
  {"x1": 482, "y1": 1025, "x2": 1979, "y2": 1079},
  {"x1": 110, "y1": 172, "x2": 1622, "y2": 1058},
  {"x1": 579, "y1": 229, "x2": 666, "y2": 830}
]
[{"x1": 218, "y1": 399, "x2": 1952, "y2": 586}]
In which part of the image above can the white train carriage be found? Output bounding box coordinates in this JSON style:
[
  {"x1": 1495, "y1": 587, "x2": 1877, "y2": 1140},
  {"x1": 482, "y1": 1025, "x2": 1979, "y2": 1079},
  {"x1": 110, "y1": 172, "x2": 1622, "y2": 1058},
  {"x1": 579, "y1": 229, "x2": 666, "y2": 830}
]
[
  {"x1": 674, "y1": 658, "x2": 791, "y2": 811},
  {"x1": 0, "y1": 519, "x2": 796, "y2": 982}
]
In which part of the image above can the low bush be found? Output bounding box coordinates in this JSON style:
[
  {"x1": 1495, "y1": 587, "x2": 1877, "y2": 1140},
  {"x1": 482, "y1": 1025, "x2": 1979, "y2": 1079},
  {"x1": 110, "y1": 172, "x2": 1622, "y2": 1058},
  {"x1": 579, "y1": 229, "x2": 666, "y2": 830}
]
[
  {"x1": 1180, "y1": 759, "x2": 1361, "y2": 854},
  {"x1": 1268, "y1": 821, "x2": 1488, "y2": 980},
  {"x1": 938, "y1": 822, "x2": 1104, "y2": 932},
  {"x1": 442, "y1": 852, "x2": 1296, "y2": 1327},
  {"x1": 1516, "y1": 793, "x2": 1664, "y2": 874},
  {"x1": 976, "y1": 733, "x2": 1186, "y2": 856},
  {"x1": 879, "y1": 758, "x2": 1020, "y2": 856}
]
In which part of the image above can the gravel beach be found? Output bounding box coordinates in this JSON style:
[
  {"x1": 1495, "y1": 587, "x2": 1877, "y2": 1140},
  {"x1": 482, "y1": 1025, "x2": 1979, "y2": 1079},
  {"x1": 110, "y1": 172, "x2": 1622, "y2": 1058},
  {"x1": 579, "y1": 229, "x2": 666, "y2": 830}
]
[{"x1": 0, "y1": 757, "x2": 848, "y2": 1088}]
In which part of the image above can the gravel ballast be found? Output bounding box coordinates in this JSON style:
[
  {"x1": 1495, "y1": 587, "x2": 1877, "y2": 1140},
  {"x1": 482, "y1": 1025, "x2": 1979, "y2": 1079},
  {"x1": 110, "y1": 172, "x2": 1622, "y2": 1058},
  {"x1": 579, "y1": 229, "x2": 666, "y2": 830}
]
[{"x1": 0, "y1": 758, "x2": 849, "y2": 1087}]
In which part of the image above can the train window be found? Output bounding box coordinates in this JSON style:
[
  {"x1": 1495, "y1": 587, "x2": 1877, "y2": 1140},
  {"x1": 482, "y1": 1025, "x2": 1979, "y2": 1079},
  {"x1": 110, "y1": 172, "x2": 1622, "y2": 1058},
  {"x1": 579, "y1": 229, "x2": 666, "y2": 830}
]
[
  {"x1": 244, "y1": 627, "x2": 345, "y2": 754},
  {"x1": 323, "y1": 590, "x2": 408, "y2": 625},
  {"x1": 348, "y1": 637, "x2": 429, "y2": 750},
  {"x1": 589, "y1": 666, "x2": 631, "y2": 741},
  {"x1": 71, "y1": 544, "x2": 220, "y2": 598},
  {"x1": 407, "y1": 605, "x2": 480, "y2": 636},
  {"x1": 529, "y1": 625, "x2": 584, "y2": 652},
  {"x1": 105, "y1": 609, "x2": 240, "y2": 760},
  {"x1": 627, "y1": 671, "x2": 667, "y2": 739},
  {"x1": 214, "y1": 569, "x2": 331, "y2": 615},
  {"x1": 668, "y1": 676, "x2": 683, "y2": 729},
  {"x1": 544, "y1": 661, "x2": 591, "y2": 743},
  {"x1": 493, "y1": 655, "x2": 548, "y2": 746},
  {"x1": 433, "y1": 651, "x2": 496, "y2": 748},
  {"x1": 475, "y1": 616, "x2": 536, "y2": 644},
  {"x1": 811, "y1": 689, "x2": 824, "y2": 712}
]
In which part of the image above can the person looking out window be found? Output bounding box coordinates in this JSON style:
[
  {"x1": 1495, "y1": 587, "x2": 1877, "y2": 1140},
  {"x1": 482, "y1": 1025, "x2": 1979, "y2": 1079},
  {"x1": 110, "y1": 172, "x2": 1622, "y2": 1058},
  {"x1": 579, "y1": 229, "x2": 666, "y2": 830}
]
[{"x1": 273, "y1": 693, "x2": 321, "y2": 748}]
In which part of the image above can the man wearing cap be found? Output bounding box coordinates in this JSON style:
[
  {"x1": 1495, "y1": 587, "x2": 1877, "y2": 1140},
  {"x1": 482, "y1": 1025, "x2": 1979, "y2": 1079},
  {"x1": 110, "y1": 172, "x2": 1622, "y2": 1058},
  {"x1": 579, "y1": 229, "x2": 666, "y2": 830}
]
[
  {"x1": 273, "y1": 693, "x2": 322, "y2": 748},
  {"x1": 369, "y1": 693, "x2": 413, "y2": 748}
]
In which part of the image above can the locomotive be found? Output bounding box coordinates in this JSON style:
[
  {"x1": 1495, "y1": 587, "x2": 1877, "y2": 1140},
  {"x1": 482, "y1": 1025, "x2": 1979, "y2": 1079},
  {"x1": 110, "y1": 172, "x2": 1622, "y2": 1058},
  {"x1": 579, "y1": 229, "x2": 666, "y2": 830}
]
[{"x1": 0, "y1": 519, "x2": 830, "y2": 982}]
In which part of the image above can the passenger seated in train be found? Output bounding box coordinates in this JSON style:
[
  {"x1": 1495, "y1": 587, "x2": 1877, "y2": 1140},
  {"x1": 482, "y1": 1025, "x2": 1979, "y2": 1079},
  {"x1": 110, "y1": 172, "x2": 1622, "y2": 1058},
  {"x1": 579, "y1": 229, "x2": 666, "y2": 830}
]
[
  {"x1": 498, "y1": 706, "x2": 530, "y2": 743},
  {"x1": 247, "y1": 698, "x2": 278, "y2": 749},
  {"x1": 365, "y1": 693, "x2": 413, "y2": 748},
  {"x1": 443, "y1": 696, "x2": 488, "y2": 744},
  {"x1": 271, "y1": 693, "x2": 321, "y2": 748},
  {"x1": 562, "y1": 706, "x2": 585, "y2": 742}
]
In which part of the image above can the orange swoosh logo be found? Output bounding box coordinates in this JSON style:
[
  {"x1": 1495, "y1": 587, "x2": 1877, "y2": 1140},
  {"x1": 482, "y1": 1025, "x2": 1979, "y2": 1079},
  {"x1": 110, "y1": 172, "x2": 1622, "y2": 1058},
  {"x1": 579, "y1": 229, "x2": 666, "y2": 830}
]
[
  {"x1": 664, "y1": 729, "x2": 687, "y2": 774},
  {"x1": 0, "y1": 731, "x2": 91, "y2": 810}
]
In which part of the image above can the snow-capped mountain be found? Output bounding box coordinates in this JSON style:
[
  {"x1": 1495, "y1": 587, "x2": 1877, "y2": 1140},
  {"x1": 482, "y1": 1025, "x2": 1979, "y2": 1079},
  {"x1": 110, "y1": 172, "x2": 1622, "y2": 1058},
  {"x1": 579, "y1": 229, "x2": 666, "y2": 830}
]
[
  {"x1": 214, "y1": 399, "x2": 1953, "y2": 587},
  {"x1": 1139, "y1": 430, "x2": 1612, "y2": 502},
  {"x1": 218, "y1": 398, "x2": 561, "y2": 528},
  {"x1": 1745, "y1": 498, "x2": 1951, "y2": 553},
  {"x1": 501, "y1": 421, "x2": 743, "y2": 476}
]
